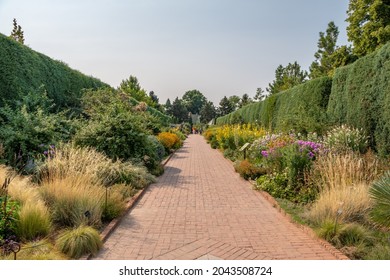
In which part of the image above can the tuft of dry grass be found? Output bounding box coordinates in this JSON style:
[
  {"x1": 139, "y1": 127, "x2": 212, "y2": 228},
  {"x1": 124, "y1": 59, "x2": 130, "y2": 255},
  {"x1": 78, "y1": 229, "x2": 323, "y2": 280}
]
[
  {"x1": 308, "y1": 152, "x2": 381, "y2": 225},
  {"x1": 39, "y1": 174, "x2": 104, "y2": 228},
  {"x1": 35, "y1": 143, "x2": 154, "y2": 189},
  {"x1": 16, "y1": 200, "x2": 51, "y2": 241}
]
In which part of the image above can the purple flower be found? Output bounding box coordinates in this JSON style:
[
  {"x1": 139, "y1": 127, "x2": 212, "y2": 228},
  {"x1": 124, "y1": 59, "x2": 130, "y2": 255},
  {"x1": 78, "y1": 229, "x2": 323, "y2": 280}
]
[{"x1": 261, "y1": 150, "x2": 269, "y2": 158}]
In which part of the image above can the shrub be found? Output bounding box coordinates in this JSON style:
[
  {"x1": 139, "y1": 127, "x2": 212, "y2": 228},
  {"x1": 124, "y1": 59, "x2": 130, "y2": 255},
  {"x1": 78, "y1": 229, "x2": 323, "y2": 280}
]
[
  {"x1": 369, "y1": 171, "x2": 390, "y2": 228},
  {"x1": 74, "y1": 112, "x2": 154, "y2": 167},
  {"x1": 323, "y1": 125, "x2": 368, "y2": 153},
  {"x1": 16, "y1": 200, "x2": 51, "y2": 241},
  {"x1": 234, "y1": 160, "x2": 267, "y2": 180},
  {"x1": 0, "y1": 92, "x2": 74, "y2": 168},
  {"x1": 56, "y1": 225, "x2": 102, "y2": 259},
  {"x1": 256, "y1": 172, "x2": 291, "y2": 199},
  {"x1": 157, "y1": 132, "x2": 181, "y2": 152}
]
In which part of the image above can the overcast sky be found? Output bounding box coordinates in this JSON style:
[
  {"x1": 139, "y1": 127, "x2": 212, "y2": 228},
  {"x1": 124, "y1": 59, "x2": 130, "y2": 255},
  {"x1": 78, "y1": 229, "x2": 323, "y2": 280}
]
[{"x1": 0, "y1": 0, "x2": 350, "y2": 105}]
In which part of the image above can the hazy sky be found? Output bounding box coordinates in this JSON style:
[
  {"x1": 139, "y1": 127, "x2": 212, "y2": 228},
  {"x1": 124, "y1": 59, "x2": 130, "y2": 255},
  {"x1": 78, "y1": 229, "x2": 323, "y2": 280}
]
[{"x1": 0, "y1": 0, "x2": 350, "y2": 105}]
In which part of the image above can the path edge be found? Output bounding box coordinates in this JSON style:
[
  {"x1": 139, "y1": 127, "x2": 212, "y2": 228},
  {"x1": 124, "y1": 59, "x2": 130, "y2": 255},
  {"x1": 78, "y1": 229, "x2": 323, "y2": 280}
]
[{"x1": 83, "y1": 149, "x2": 178, "y2": 260}]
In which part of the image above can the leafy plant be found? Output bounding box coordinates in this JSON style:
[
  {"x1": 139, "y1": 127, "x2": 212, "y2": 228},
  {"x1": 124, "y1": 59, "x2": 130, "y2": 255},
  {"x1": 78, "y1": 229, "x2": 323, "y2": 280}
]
[
  {"x1": 56, "y1": 225, "x2": 102, "y2": 259},
  {"x1": 323, "y1": 125, "x2": 368, "y2": 153},
  {"x1": 234, "y1": 160, "x2": 267, "y2": 180},
  {"x1": 369, "y1": 171, "x2": 390, "y2": 228}
]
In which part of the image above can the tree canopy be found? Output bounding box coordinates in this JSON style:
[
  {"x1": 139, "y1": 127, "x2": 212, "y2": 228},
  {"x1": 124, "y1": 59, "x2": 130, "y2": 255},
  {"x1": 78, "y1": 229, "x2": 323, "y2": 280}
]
[
  {"x1": 267, "y1": 61, "x2": 308, "y2": 94},
  {"x1": 346, "y1": 0, "x2": 390, "y2": 57},
  {"x1": 182, "y1": 89, "x2": 207, "y2": 114}
]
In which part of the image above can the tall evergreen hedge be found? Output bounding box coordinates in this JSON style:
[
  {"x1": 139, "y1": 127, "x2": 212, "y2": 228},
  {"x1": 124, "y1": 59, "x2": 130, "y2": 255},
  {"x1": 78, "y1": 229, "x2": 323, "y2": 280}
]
[
  {"x1": 0, "y1": 33, "x2": 108, "y2": 110},
  {"x1": 216, "y1": 77, "x2": 332, "y2": 134},
  {"x1": 327, "y1": 42, "x2": 390, "y2": 155}
]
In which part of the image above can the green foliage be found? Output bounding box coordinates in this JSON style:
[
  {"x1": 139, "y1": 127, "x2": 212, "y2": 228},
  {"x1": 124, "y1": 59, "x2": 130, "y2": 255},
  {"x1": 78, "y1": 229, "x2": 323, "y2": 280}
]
[
  {"x1": 310, "y1": 21, "x2": 356, "y2": 78},
  {"x1": 234, "y1": 160, "x2": 267, "y2": 180},
  {"x1": 327, "y1": 42, "x2": 390, "y2": 155},
  {"x1": 200, "y1": 101, "x2": 216, "y2": 124},
  {"x1": 56, "y1": 225, "x2": 102, "y2": 259},
  {"x1": 256, "y1": 172, "x2": 291, "y2": 199},
  {"x1": 0, "y1": 33, "x2": 108, "y2": 110},
  {"x1": 170, "y1": 97, "x2": 189, "y2": 123},
  {"x1": 101, "y1": 187, "x2": 126, "y2": 222},
  {"x1": 266, "y1": 61, "x2": 308, "y2": 95},
  {"x1": 218, "y1": 96, "x2": 235, "y2": 117},
  {"x1": 0, "y1": 198, "x2": 19, "y2": 240},
  {"x1": 182, "y1": 89, "x2": 207, "y2": 114},
  {"x1": 0, "y1": 89, "x2": 75, "y2": 167},
  {"x1": 217, "y1": 77, "x2": 332, "y2": 135},
  {"x1": 346, "y1": 0, "x2": 390, "y2": 57},
  {"x1": 369, "y1": 171, "x2": 390, "y2": 228},
  {"x1": 9, "y1": 18, "x2": 24, "y2": 44}
]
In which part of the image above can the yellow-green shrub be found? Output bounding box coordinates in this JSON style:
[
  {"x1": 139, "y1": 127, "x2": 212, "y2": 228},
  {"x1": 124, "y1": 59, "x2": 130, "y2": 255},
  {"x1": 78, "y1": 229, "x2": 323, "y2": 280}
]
[{"x1": 157, "y1": 132, "x2": 181, "y2": 151}]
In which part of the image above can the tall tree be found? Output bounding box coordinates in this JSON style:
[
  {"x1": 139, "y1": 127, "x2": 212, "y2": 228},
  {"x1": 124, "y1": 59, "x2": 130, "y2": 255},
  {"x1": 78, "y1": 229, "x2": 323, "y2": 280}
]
[
  {"x1": 164, "y1": 98, "x2": 172, "y2": 115},
  {"x1": 254, "y1": 88, "x2": 265, "y2": 102},
  {"x1": 182, "y1": 89, "x2": 207, "y2": 114},
  {"x1": 228, "y1": 95, "x2": 241, "y2": 111},
  {"x1": 239, "y1": 93, "x2": 252, "y2": 108},
  {"x1": 119, "y1": 75, "x2": 150, "y2": 104},
  {"x1": 346, "y1": 0, "x2": 390, "y2": 57},
  {"x1": 310, "y1": 22, "x2": 339, "y2": 78},
  {"x1": 267, "y1": 62, "x2": 308, "y2": 95},
  {"x1": 218, "y1": 96, "x2": 234, "y2": 116},
  {"x1": 199, "y1": 101, "x2": 216, "y2": 124},
  {"x1": 10, "y1": 18, "x2": 24, "y2": 44},
  {"x1": 171, "y1": 97, "x2": 189, "y2": 123}
]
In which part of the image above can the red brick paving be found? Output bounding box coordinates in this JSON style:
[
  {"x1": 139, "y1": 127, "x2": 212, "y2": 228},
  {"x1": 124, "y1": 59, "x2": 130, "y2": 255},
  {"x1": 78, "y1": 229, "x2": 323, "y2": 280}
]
[{"x1": 93, "y1": 135, "x2": 346, "y2": 260}]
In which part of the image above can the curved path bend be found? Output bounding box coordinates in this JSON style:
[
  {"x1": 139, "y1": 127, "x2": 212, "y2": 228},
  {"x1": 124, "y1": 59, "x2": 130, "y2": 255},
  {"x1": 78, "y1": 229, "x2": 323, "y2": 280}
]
[{"x1": 94, "y1": 135, "x2": 346, "y2": 260}]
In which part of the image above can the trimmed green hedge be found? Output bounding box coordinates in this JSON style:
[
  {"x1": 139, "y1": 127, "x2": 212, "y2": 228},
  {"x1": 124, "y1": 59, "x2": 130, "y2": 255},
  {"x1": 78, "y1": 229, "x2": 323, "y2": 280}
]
[
  {"x1": 216, "y1": 77, "x2": 332, "y2": 135},
  {"x1": 216, "y1": 42, "x2": 390, "y2": 155},
  {"x1": 0, "y1": 33, "x2": 108, "y2": 110},
  {"x1": 327, "y1": 42, "x2": 390, "y2": 155}
]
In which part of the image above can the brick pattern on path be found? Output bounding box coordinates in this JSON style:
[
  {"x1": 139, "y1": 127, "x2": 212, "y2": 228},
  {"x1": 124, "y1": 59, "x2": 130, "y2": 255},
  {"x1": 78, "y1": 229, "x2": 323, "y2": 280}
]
[{"x1": 94, "y1": 135, "x2": 344, "y2": 260}]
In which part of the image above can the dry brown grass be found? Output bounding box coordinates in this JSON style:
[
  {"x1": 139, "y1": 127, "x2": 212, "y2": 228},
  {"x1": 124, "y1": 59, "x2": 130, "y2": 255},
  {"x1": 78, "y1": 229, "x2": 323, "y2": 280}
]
[
  {"x1": 0, "y1": 164, "x2": 40, "y2": 205},
  {"x1": 308, "y1": 152, "x2": 381, "y2": 225},
  {"x1": 36, "y1": 143, "x2": 154, "y2": 189}
]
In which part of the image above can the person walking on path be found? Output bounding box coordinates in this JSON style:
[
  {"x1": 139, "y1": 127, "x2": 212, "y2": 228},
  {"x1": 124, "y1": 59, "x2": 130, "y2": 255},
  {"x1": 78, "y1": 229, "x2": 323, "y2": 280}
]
[{"x1": 94, "y1": 134, "x2": 346, "y2": 260}]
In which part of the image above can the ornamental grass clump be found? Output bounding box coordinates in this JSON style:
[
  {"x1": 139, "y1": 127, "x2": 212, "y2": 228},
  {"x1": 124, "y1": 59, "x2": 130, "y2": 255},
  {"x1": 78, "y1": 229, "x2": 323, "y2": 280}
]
[
  {"x1": 16, "y1": 200, "x2": 51, "y2": 241},
  {"x1": 308, "y1": 152, "x2": 380, "y2": 225},
  {"x1": 35, "y1": 143, "x2": 154, "y2": 189},
  {"x1": 39, "y1": 174, "x2": 103, "y2": 228},
  {"x1": 56, "y1": 225, "x2": 102, "y2": 259}
]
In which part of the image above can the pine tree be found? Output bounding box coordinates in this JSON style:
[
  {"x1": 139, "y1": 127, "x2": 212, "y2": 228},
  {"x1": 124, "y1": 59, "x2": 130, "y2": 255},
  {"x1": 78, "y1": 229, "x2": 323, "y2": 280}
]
[{"x1": 10, "y1": 18, "x2": 25, "y2": 44}]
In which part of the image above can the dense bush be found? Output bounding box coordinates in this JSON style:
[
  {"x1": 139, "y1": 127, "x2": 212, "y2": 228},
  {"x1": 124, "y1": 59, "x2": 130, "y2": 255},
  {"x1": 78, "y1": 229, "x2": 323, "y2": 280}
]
[
  {"x1": 157, "y1": 132, "x2": 182, "y2": 152},
  {"x1": 0, "y1": 90, "x2": 75, "y2": 168},
  {"x1": 234, "y1": 160, "x2": 267, "y2": 180}
]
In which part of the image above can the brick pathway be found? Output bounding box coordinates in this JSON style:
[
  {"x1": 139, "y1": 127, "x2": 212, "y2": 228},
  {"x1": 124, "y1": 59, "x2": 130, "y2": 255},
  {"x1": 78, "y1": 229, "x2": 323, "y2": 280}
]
[{"x1": 94, "y1": 135, "x2": 345, "y2": 260}]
